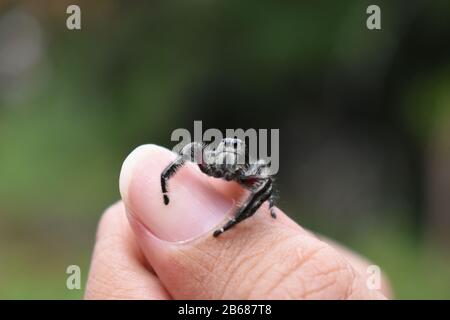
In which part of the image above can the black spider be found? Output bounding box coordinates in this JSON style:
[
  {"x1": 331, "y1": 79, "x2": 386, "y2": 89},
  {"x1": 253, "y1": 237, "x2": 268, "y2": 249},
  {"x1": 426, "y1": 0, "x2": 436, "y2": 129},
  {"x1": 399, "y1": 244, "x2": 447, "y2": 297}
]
[{"x1": 161, "y1": 138, "x2": 277, "y2": 237}]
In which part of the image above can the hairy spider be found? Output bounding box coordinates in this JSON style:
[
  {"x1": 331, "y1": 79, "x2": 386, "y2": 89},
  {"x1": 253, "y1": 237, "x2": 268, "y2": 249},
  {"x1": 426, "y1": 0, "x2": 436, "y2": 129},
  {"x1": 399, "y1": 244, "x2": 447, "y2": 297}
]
[{"x1": 161, "y1": 138, "x2": 277, "y2": 237}]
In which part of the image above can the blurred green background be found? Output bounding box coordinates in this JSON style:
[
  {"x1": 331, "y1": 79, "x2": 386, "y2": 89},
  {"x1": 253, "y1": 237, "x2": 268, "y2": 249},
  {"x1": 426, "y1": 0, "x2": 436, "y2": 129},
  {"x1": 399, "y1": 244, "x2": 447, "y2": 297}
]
[{"x1": 1, "y1": 0, "x2": 450, "y2": 299}]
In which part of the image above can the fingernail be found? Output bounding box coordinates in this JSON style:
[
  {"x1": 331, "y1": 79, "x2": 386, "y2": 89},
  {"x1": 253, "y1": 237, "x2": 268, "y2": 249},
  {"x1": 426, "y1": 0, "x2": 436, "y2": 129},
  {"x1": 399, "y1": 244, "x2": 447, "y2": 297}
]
[{"x1": 120, "y1": 144, "x2": 234, "y2": 242}]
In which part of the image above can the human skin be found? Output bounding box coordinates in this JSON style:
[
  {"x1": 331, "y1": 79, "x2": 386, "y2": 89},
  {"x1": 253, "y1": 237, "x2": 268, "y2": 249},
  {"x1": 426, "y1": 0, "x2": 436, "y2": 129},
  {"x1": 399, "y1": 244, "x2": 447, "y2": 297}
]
[{"x1": 85, "y1": 144, "x2": 390, "y2": 299}]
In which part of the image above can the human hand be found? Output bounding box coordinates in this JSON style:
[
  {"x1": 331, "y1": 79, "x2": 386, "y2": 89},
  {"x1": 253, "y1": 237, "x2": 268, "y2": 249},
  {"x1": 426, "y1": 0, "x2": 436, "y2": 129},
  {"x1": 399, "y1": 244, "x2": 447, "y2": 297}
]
[{"x1": 85, "y1": 144, "x2": 390, "y2": 299}]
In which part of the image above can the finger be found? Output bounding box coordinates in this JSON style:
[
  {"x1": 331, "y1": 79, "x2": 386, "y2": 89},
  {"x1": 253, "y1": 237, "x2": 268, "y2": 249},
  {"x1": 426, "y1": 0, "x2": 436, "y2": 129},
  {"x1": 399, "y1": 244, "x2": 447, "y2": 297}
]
[
  {"x1": 315, "y1": 234, "x2": 393, "y2": 298},
  {"x1": 120, "y1": 144, "x2": 386, "y2": 299},
  {"x1": 85, "y1": 201, "x2": 171, "y2": 300}
]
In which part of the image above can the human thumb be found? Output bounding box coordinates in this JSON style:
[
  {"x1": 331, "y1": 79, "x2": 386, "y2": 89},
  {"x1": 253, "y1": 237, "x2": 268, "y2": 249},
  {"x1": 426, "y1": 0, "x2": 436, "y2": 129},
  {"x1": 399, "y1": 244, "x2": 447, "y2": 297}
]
[{"x1": 119, "y1": 144, "x2": 385, "y2": 299}]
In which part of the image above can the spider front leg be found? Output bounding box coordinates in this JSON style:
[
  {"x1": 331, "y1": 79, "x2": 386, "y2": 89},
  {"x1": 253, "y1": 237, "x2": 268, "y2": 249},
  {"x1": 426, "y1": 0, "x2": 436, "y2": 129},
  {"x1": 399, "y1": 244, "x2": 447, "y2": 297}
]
[
  {"x1": 161, "y1": 156, "x2": 186, "y2": 205},
  {"x1": 161, "y1": 142, "x2": 204, "y2": 205},
  {"x1": 213, "y1": 179, "x2": 273, "y2": 237}
]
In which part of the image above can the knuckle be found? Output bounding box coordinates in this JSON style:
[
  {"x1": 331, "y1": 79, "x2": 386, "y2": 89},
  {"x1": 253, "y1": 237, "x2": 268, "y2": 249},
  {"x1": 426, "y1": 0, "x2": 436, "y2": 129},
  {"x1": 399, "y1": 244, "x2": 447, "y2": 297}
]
[
  {"x1": 253, "y1": 235, "x2": 355, "y2": 299},
  {"x1": 168, "y1": 223, "x2": 357, "y2": 300},
  {"x1": 297, "y1": 243, "x2": 355, "y2": 299}
]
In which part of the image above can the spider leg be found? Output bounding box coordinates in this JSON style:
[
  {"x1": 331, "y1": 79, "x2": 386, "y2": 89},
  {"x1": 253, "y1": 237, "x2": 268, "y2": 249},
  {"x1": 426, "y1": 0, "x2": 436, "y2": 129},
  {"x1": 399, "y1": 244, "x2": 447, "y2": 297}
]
[
  {"x1": 268, "y1": 194, "x2": 277, "y2": 219},
  {"x1": 160, "y1": 156, "x2": 186, "y2": 205},
  {"x1": 213, "y1": 179, "x2": 273, "y2": 237},
  {"x1": 247, "y1": 160, "x2": 276, "y2": 219},
  {"x1": 161, "y1": 142, "x2": 204, "y2": 205}
]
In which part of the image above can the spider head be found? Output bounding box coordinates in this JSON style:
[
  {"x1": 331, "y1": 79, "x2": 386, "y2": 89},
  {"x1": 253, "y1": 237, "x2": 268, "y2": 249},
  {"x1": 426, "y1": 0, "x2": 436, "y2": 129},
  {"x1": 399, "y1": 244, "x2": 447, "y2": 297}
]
[
  {"x1": 215, "y1": 138, "x2": 245, "y2": 154},
  {"x1": 213, "y1": 138, "x2": 246, "y2": 172}
]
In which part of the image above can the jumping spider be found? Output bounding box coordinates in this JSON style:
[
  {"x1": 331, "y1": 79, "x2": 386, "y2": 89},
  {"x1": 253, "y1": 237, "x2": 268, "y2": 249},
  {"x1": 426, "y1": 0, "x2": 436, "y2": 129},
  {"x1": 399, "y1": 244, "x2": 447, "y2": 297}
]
[{"x1": 161, "y1": 138, "x2": 277, "y2": 237}]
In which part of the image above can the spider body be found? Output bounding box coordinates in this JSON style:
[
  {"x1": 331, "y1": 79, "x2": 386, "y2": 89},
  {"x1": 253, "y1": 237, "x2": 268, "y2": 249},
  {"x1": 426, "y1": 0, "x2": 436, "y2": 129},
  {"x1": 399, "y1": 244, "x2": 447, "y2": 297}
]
[{"x1": 161, "y1": 138, "x2": 277, "y2": 237}]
